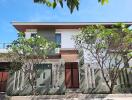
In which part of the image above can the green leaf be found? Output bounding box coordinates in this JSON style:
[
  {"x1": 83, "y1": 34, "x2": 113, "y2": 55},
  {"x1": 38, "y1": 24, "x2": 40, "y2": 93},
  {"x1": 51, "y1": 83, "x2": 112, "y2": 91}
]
[
  {"x1": 98, "y1": 0, "x2": 108, "y2": 5},
  {"x1": 52, "y1": 1, "x2": 57, "y2": 9},
  {"x1": 58, "y1": 0, "x2": 63, "y2": 8}
]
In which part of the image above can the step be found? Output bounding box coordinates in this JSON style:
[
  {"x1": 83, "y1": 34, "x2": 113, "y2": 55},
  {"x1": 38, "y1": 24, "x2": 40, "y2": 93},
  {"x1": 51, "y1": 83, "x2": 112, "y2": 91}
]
[
  {"x1": 0, "y1": 92, "x2": 8, "y2": 100},
  {"x1": 66, "y1": 89, "x2": 81, "y2": 93}
]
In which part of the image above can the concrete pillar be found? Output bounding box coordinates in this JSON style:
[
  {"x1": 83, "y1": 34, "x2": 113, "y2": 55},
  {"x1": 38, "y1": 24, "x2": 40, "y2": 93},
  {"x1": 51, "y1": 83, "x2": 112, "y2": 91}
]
[
  {"x1": 17, "y1": 70, "x2": 20, "y2": 90},
  {"x1": 13, "y1": 72, "x2": 16, "y2": 90},
  {"x1": 88, "y1": 67, "x2": 92, "y2": 88},
  {"x1": 21, "y1": 69, "x2": 25, "y2": 90},
  {"x1": 52, "y1": 63, "x2": 56, "y2": 88},
  {"x1": 92, "y1": 68, "x2": 95, "y2": 88},
  {"x1": 56, "y1": 63, "x2": 61, "y2": 87},
  {"x1": 84, "y1": 64, "x2": 88, "y2": 90}
]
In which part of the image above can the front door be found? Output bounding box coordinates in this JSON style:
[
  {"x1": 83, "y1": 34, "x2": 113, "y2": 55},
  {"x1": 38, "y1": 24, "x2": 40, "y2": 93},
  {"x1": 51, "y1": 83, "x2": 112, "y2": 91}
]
[
  {"x1": 65, "y1": 62, "x2": 79, "y2": 88},
  {"x1": 0, "y1": 72, "x2": 8, "y2": 92}
]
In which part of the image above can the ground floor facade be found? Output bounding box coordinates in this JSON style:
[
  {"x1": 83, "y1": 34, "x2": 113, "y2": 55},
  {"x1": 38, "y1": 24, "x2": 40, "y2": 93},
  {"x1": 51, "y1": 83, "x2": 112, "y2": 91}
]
[
  {"x1": 0, "y1": 62, "x2": 132, "y2": 95},
  {"x1": 0, "y1": 49, "x2": 132, "y2": 95}
]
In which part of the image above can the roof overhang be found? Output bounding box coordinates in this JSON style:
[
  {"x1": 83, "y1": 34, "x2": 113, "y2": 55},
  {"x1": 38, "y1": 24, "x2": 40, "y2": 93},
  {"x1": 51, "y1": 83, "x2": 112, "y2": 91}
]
[{"x1": 12, "y1": 22, "x2": 132, "y2": 32}]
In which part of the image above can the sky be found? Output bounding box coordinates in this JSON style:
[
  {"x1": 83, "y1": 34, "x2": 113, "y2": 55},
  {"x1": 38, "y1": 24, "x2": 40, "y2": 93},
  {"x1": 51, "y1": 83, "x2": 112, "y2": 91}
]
[{"x1": 0, "y1": 0, "x2": 132, "y2": 43}]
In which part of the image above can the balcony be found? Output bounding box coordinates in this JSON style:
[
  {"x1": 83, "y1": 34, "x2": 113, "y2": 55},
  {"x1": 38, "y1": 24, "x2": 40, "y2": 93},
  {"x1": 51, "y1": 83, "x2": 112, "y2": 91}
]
[{"x1": 0, "y1": 43, "x2": 11, "y2": 53}]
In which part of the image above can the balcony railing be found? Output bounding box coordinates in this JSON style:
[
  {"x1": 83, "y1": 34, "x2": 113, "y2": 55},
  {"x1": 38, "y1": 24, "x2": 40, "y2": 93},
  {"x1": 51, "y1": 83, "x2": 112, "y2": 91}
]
[{"x1": 0, "y1": 43, "x2": 11, "y2": 49}]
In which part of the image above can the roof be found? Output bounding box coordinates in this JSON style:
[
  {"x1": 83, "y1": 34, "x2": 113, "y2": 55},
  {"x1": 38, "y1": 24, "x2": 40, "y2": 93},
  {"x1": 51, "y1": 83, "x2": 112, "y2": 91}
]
[{"x1": 12, "y1": 22, "x2": 132, "y2": 32}]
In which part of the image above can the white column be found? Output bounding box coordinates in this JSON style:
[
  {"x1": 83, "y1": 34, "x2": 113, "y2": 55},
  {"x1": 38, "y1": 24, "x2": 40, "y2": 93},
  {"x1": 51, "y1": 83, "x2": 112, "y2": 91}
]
[
  {"x1": 84, "y1": 64, "x2": 88, "y2": 90},
  {"x1": 55, "y1": 64, "x2": 58, "y2": 87},
  {"x1": 56, "y1": 64, "x2": 60, "y2": 87},
  {"x1": 123, "y1": 69, "x2": 127, "y2": 85},
  {"x1": 13, "y1": 72, "x2": 16, "y2": 90},
  {"x1": 116, "y1": 76, "x2": 120, "y2": 85},
  {"x1": 29, "y1": 63, "x2": 33, "y2": 80},
  {"x1": 21, "y1": 69, "x2": 25, "y2": 90},
  {"x1": 52, "y1": 63, "x2": 56, "y2": 88},
  {"x1": 92, "y1": 68, "x2": 95, "y2": 88},
  {"x1": 88, "y1": 67, "x2": 92, "y2": 88},
  {"x1": 17, "y1": 70, "x2": 21, "y2": 90},
  {"x1": 120, "y1": 71, "x2": 123, "y2": 85}
]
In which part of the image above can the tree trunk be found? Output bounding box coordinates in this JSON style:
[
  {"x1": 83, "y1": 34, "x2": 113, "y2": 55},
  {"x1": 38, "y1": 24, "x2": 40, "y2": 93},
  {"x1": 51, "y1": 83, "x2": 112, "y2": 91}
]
[
  {"x1": 109, "y1": 86, "x2": 114, "y2": 94},
  {"x1": 31, "y1": 85, "x2": 34, "y2": 95},
  {"x1": 28, "y1": 75, "x2": 36, "y2": 95},
  {"x1": 31, "y1": 81, "x2": 36, "y2": 95}
]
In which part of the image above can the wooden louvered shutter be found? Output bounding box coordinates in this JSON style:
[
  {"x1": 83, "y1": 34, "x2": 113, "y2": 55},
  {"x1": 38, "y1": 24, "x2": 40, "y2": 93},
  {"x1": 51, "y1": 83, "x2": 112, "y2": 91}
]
[{"x1": 65, "y1": 62, "x2": 79, "y2": 88}]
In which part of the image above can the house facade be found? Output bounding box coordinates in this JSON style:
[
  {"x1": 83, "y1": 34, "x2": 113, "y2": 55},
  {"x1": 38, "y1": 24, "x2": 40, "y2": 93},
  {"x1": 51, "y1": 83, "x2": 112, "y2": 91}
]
[{"x1": 0, "y1": 22, "x2": 132, "y2": 95}]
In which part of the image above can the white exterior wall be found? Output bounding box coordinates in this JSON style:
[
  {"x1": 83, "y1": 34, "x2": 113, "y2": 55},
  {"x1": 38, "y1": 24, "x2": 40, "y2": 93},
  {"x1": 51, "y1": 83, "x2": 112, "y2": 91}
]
[{"x1": 56, "y1": 29, "x2": 79, "y2": 48}]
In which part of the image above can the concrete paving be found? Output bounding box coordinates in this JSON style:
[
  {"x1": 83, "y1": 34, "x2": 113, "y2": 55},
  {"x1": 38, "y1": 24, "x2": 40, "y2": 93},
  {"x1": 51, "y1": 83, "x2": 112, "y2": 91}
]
[
  {"x1": 8, "y1": 94, "x2": 132, "y2": 100},
  {"x1": 0, "y1": 93, "x2": 6, "y2": 100}
]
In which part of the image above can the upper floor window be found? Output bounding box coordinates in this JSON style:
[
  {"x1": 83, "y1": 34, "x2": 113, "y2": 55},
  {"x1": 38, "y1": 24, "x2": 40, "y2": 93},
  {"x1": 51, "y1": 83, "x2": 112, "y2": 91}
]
[
  {"x1": 31, "y1": 33, "x2": 37, "y2": 38},
  {"x1": 55, "y1": 33, "x2": 61, "y2": 48},
  {"x1": 25, "y1": 29, "x2": 37, "y2": 39}
]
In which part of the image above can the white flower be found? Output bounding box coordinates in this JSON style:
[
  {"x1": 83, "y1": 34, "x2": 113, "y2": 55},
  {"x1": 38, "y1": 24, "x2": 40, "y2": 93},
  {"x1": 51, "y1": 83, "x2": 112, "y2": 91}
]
[
  {"x1": 40, "y1": 47, "x2": 43, "y2": 50},
  {"x1": 38, "y1": 36, "x2": 40, "y2": 38}
]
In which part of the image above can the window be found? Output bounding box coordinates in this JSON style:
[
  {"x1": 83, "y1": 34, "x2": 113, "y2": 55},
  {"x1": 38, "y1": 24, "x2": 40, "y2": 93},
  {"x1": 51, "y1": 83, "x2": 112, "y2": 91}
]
[
  {"x1": 35, "y1": 64, "x2": 52, "y2": 87},
  {"x1": 23, "y1": 34, "x2": 25, "y2": 37},
  {"x1": 55, "y1": 34, "x2": 61, "y2": 48},
  {"x1": 31, "y1": 33, "x2": 36, "y2": 38}
]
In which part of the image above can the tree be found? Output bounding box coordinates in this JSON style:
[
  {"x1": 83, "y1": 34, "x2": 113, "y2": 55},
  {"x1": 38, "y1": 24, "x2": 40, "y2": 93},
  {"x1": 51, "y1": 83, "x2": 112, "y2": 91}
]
[
  {"x1": 115, "y1": 23, "x2": 132, "y2": 68},
  {"x1": 9, "y1": 32, "x2": 56, "y2": 95},
  {"x1": 34, "y1": 0, "x2": 108, "y2": 13},
  {"x1": 112, "y1": 23, "x2": 132, "y2": 87},
  {"x1": 73, "y1": 24, "x2": 132, "y2": 93}
]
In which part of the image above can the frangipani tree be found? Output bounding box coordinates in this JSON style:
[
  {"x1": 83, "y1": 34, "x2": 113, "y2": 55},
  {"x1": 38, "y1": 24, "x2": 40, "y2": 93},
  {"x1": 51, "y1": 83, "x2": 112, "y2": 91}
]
[
  {"x1": 73, "y1": 23, "x2": 132, "y2": 93},
  {"x1": 9, "y1": 32, "x2": 56, "y2": 95},
  {"x1": 34, "y1": 0, "x2": 108, "y2": 13}
]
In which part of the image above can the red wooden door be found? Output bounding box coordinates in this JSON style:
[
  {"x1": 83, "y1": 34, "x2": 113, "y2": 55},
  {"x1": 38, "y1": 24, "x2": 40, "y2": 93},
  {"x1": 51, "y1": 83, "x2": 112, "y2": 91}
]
[
  {"x1": 0, "y1": 72, "x2": 8, "y2": 92},
  {"x1": 65, "y1": 62, "x2": 79, "y2": 88}
]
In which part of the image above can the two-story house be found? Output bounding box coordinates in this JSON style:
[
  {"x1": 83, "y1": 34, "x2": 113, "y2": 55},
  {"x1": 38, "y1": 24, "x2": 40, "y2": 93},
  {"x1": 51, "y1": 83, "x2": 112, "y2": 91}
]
[{"x1": 0, "y1": 22, "x2": 132, "y2": 95}]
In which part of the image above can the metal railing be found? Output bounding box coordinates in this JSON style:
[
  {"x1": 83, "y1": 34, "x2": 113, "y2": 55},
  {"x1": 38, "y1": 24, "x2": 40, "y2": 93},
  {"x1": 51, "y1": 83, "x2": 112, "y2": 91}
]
[{"x1": 0, "y1": 43, "x2": 11, "y2": 49}]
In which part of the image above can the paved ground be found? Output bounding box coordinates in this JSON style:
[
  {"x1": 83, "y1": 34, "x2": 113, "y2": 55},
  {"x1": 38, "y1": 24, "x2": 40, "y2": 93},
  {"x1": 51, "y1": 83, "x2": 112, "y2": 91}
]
[
  {"x1": 0, "y1": 93, "x2": 6, "y2": 100},
  {"x1": 8, "y1": 94, "x2": 132, "y2": 100}
]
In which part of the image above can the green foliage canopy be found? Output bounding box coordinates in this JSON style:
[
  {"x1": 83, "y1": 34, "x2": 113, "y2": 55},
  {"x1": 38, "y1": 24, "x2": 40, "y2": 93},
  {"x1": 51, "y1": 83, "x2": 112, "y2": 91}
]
[
  {"x1": 9, "y1": 32, "x2": 56, "y2": 71},
  {"x1": 74, "y1": 23, "x2": 132, "y2": 54},
  {"x1": 11, "y1": 32, "x2": 56, "y2": 58}
]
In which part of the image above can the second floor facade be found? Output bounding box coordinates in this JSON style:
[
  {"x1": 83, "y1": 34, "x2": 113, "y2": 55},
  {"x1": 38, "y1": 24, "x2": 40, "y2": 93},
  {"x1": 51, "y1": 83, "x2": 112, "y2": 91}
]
[
  {"x1": 12, "y1": 22, "x2": 84, "y2": 49},
  {"x1": 12, "y1": 22, "x2": 132, "y2": 50}
]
